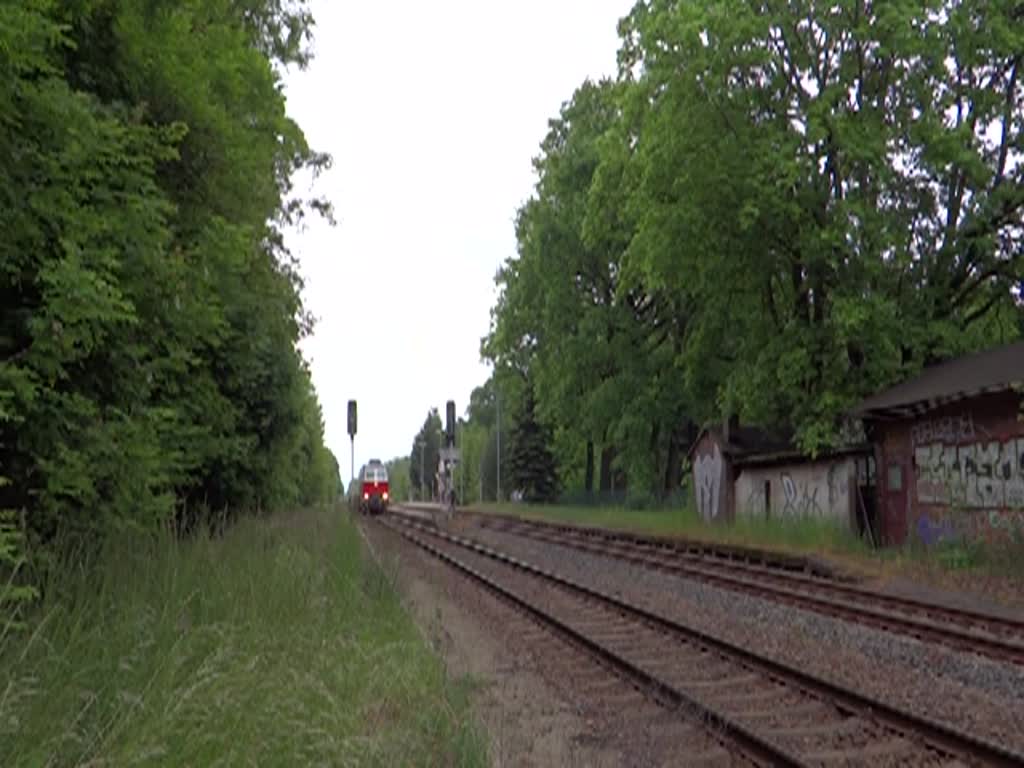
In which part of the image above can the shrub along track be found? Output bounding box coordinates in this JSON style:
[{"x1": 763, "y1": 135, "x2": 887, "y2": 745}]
[
  {"x1": 379, "y1": 512, "x2": 1024, "y2": 767},
  {"x1": 469, "y1": 512, "x2": 1024, "y2": 667}
]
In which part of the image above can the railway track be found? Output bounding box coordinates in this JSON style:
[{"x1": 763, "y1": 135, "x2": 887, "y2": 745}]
[
  {"x1": 472, "y1": 513, "x2": 1024, "y2": 667},
  {"x1": 394, "y1": 504, "x2": 845, "y2": 577},
  {"x1": 379, "y1": 512, "x2": 1024, "y2": 767}
]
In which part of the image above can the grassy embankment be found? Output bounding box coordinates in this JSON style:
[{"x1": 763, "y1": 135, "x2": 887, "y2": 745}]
[
  {"x1": 0, "y1": 507, "x2": 486, "y2": 766},
  {"x1": 471, "y1": 502, "x2": 868, "y2": 557},
  {"x1": 470, "y1": 502, "x2": 1024, "y2": 602}
]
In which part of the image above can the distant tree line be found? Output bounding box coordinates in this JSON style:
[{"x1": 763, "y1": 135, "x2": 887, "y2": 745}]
[
  {"x1": 1, "y1": 0, "x2": 340, "y2": 620},
  {"x1": 405, "y1": 380, "x2": 552, "y2": 507},
  {"x1": 384, "y1": 456, "x2": 411, "y2": 503},
  {"x1": 479, "y1": 0, "x2": 1024, "y2": 507}
]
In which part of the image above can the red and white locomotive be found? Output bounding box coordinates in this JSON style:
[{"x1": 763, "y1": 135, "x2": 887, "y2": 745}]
[{"x1": 357, "y1": 459, "x2": 389, "y2": 515}]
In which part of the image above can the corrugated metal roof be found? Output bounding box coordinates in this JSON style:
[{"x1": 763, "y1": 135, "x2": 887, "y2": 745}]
[
  {"x1": 685, "y1": 423, "x2": 870, "y2": 466},
  {"x1": 685, "y1": 424, "x2": 794, "y2": 461},
  {"x1": 718, "y1": 425, "x2": 795, "y2": 457},
  {"x1": 733, "y1": 443, "x2": 872, "y2": 469},
  {"x1": 852, "y1": 341, "x2": 1024, "y2": 419}
]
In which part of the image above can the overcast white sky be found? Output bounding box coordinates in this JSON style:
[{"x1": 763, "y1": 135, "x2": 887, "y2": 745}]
[{"x1": 282, "y1": 1, "x2": 634, "y2": 483}]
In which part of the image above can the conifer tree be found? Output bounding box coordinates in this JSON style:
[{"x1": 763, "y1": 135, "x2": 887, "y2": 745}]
[{"x1": 509, "y1": 385, "x2": 559, "y2": 503}]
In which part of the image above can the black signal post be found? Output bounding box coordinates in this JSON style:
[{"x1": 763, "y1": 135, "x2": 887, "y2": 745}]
[
  {"x1": 441, "y1": 400, "x2": 460, "y2": 511},
  {"x1": 347, "y1": 399, "x2": 357, "y2": 486},
  {"x1": 445, "y1": 400, "x2": 456, "y2": 447}
]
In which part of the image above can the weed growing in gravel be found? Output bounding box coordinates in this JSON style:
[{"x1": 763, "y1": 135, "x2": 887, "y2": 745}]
[{"x1": 0, "y1": 507, "x2": 487, "y2": 766}]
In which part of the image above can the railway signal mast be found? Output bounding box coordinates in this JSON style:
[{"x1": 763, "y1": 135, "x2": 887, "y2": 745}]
[
  {"x1": 441, "y1": 400, "x2": 460, "y2": 512},
  {"x1": 347, "y1": 399, "x2": 357, "y2": 488}
]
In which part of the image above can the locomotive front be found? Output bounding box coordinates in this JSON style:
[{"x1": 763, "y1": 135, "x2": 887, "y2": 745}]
[{"x1": 360, "y1": 460, "x2": 389, "y2": 515}]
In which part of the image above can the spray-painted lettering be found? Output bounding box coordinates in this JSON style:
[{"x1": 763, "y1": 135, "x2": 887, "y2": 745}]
[
  {"x1": 986, "y1": 509, "x2": 1024, "y2": 536},
  {"x1": 695, "y1": 444, "x2": 723, "y2": 520},
  {"x1": 914, "y1": 437, "x2": 1024, "y2": 509},
  {"x1": 910, "y1": 413, "x2": 976, "y2": 447},
  {"x1": 916, "y1": 513, "x2": 957, "y2": 546},
  {"x1": 781, "y1": 473, "x2": 824, "y2": 517}
]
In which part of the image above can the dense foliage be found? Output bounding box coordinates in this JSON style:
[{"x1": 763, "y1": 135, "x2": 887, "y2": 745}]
[
  {"x1": 1, "y1": 0, "x2": 340, "y2": 617},
  {"x1": 483, "y1": 0, "x2": 1024, "y2": 503}
]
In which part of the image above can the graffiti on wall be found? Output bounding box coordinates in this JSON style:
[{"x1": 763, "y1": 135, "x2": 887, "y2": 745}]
[
  {"x1": 910, "y1": 413, "x2": 978, "y2": 447},
  {"x1": 986, "y1": 509, "x2": 1024, "y2": 536},
  {"x1": 914, "y1": 437, "x2": 1024, "y2": 509},
  {"x1": 916, "y1": 513, "x2": 957, "y2": 546},
  {"x1": 745, "y1": 485, "x2": 766, "y2": 515},
  {"x1": 781, "y1": 473, "x2": 824, "y2": 517},
  {"x1": 915, "y1": 508, "x2": 1024, "y2": 545},
  {"x1": 737, "y1": 462, "x2": 852, "y2": 521},
  {"x1": 826, "y1": 463, "x2": 849, "y2": 508},
  {"x1": 695, "y1": 444, "x2": 723, "y2": 520}
]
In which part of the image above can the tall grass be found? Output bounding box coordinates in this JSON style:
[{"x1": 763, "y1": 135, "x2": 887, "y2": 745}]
[{"x1": 0, "y1": 507, "x2": 486, "y2": 766}]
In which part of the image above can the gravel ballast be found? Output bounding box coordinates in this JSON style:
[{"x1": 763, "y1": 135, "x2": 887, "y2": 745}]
[{"x1": 466, "y1": 520, "x2": 1024, "y2": 753}]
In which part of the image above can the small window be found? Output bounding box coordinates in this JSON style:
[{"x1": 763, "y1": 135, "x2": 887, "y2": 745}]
[{"x1": 887, "y1": 464, "x2": 903, "y2": 491}]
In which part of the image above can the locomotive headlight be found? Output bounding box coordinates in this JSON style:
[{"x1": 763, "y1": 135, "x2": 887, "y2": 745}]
[
  {"x1": 383, "y1": 492, "x2": 389, "y2": 500},
  {"x1": 363, "y1": 492, "x2": 369, "y2": 500}
]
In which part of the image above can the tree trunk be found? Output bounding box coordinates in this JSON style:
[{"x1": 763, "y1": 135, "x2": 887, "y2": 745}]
[
  {"x1": 663, "y1": 428, "x2": 682, "y2": 498},
  {"x1": 649, "y1": 422, "x2": 662, "y2": 498},
  {"x1": 599, "y1": 445, "x2": 615, "y2": 493},
  {"x1": 584, "y1": 441, "x2": 595, "y2": 494},
  {"x1": 670, "y1": 421, "x2": 698, "y2": 499}
]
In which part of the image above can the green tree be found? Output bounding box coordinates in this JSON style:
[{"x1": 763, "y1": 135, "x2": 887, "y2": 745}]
[
  {"x1": 409, "y1": 409, "x2": 443, "y2": 501},
  {"x1": 484, "y1": 80, "x2": 694, "y2": 502},
  {"x1": 0, "y1": 0, "x2": 338, "y2": 616},
  {"x1": 618, "y1": 0, "x2": 1024, "y2": 451},
  {"x1": 485, "y1": 0, "x2": 1024, "y2": 510},
  {"x1": 385, "y1": 456, "x2": 411, "y2": 503},
  {"x1": 508, "y1": 385, "x2": 559, "y2": 503}
]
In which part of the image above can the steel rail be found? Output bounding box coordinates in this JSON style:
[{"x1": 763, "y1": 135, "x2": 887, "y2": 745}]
[
  {"x1": 386, "y1": 512, "x2": 1024, "y2": 768},
  {"x1": 378, "y1": 517, "x2": 806, "y2": 767},
  {"x1": 485, "y1": 517, "x2": 1024, "y2": 666}
]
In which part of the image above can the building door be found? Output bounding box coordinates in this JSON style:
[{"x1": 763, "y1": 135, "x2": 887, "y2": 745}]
[
  {"x1": 855, "y1": 455, "x2": 878, "y2": 545},
  {"x1": 883, "y1": 456, "x2": 909, "y2": 545}
]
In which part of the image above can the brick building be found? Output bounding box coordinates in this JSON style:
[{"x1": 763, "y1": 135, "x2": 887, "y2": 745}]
[{"x1": 853, "y1": 341, "x2": 1024, "y2": 546}]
